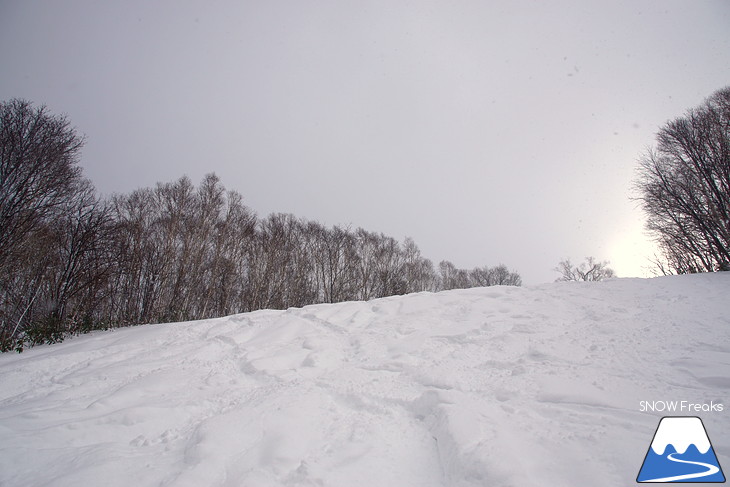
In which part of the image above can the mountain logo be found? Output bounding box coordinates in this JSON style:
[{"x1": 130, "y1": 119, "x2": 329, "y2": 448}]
[{"x1": 637, "y1": 416, "x2": 725, "y2": 483}]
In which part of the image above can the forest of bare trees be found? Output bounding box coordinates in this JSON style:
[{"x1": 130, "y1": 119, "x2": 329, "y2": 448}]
[{"x1": 0, "y1": 99, "x2": 521, "y2": 352}]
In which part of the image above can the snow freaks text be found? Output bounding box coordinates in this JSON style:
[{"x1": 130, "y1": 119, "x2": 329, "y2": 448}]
[{"x1": 639, "y1": 401, "x2": 724, "y2": 413}]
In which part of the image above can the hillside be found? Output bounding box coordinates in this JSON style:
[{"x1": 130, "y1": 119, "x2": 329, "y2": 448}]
[{"x1": 1, "y1": 274, "x2": 728, "y2": 486}]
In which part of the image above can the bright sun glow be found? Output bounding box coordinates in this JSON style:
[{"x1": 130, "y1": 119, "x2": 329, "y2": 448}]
[{"x1": 607, "y1": 219, "x2": 658, "y2": 278}]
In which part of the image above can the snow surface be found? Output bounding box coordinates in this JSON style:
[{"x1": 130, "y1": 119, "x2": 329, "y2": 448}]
[{"x1": 1, "y1": 274, "x2": 729, "y2": 487}]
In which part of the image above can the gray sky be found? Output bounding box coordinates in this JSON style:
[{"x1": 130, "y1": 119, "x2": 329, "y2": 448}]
[{"x1": 1, "y1": 1, "x2": 729, "y2": 284}]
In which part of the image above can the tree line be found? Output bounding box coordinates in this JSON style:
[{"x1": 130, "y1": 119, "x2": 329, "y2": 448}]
[
  {"x1": 0, "y1": 99, "x2": 520, "y2": 352},
  {"x1": 6, "y1": 84, "x2": 726, "y2": 351}
]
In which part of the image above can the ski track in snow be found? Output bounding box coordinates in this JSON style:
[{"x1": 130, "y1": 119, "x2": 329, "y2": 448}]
[{"x1": 0, "y1": 274, "x2": 729, "y2": 486}]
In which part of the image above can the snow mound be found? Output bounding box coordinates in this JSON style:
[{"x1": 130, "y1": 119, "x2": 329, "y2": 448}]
[{"x1": 1, "y1": 274, "x2": 729, "y2": 486}]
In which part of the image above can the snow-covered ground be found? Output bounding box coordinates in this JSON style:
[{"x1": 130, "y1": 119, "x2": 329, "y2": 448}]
[{"x1": 1, "y1": 274, "x2": 728, "y2": 486}]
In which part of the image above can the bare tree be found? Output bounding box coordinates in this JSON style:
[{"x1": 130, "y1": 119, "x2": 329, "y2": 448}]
[
  {"x1": 635, "y1": 86, "x2": 730, "y2": 274},
  {"x1": 490, "y1": 265, "x2": 522, "y2": 286},
  {"x1": 471, "y1": 264, "x2": 522, "y2": 287},
  {"x1": 0, "y1": 99, "x2": 89, "y2": 350},
  {"x1": 248, "y1": 213, "x2": 315, "y2": 310},
  {"x1": 108, "y1": 187, "x2": 165, "y2": 324},
  {"x1": 555, "y1": 257, "x2": 615, "y2": 282},
  {"x1": 373, "y1": 235, "x2": 405, "y2": 297},
  {"x1": 401, "y1": 237, "x2": 437, "y2": 293},
  {"x1": 206, "y1": 188, "x2": 256, "y2": 316},
  {"x1": 44, "y1": 182, "x2": 114, "y2": 330},
  {"x1": 353, "y1": 229, "x2": 381, "y2": 300},
  {"x1": 438, "y1": 260, "x2": 470, "y2": 290},
  {"x1": 308, "y1": 224, "x2": 359, "y2": 303},
  {"x1": 0, "y1": 99, "x2": 85, "y2": 271}
]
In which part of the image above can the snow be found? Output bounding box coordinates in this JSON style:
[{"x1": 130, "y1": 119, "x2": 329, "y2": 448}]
[
  {"x1": 650, "y1": 417, "x2": 711, "y2": 455},
  {"x1": 1, "y1": 274, "x2": 729, "y2": 486}
]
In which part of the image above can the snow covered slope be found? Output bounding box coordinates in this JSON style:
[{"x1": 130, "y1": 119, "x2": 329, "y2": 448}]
[{"x1": 1, "y1": 274, "x2": 728, "y2": 486}]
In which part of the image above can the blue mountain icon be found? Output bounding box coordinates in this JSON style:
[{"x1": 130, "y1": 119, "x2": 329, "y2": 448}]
[{"x1": 637, "y1": 416, "x2": 725, "y2": 483}]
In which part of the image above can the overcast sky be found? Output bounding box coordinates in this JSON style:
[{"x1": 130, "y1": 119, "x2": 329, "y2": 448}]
[{"x1": 1, "y1": 1, "x2": 728, "y2": 284}]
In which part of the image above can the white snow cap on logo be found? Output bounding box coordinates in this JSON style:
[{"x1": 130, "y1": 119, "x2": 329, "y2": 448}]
[{"x1": 650, "y1": 417, "x2": 712, "y2": 455}]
